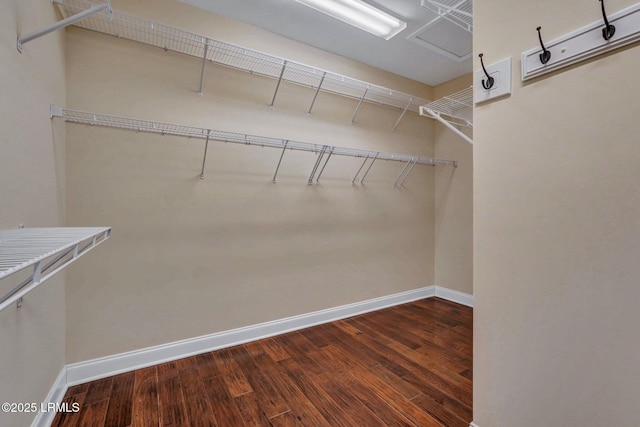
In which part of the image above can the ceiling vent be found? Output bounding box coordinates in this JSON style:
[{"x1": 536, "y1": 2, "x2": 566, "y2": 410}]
[{"x1": 406, "y1": 16, "x2": 472, "y2": 62}]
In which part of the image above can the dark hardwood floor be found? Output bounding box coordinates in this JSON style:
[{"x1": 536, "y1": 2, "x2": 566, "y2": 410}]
[{"x1": 53, "y1": 298, "x2": 472, "y2": 427}]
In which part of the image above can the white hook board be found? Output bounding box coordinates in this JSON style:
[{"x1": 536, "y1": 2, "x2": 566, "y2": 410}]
[
  {"x1": 522, "y1": 2, "x2": 640, "y2": 81},
  {"x1": 474, "y1": 57, "x2": 512, "y2": 104}
]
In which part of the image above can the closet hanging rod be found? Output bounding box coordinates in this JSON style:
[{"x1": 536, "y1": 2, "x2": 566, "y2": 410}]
[
  {"x1": 50, "y1": 105, "x2": 457, "y2": 169},
  {"x1": 54, "y1": 0, "x2": 430, "y2": 116}
]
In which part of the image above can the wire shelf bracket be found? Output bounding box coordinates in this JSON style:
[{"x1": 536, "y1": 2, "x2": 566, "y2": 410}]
[
  {"x1": 53, "y1": 0, "x2": 430, "y2": 124},
  {"x1": 0, "y1": 227, "x2": 111, "y2": 312},
  {"x1": 17, "y1": 0, "x2": 111, "y2": 53},
  {"x1": 51, "y1": 105, "x2": 457, "y2": 184},
  {"x1": 420, "y1": 86, "x2": 473, "y2": 145}
]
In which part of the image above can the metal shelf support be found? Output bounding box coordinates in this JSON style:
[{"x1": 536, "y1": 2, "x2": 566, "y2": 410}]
[
  {"x1": 18, "y1": 0, "x2": 111, "y2": 53},
  {"x1": 394, "y1": 160, "x2": 413, "y2": 187},
  {"x1": 315, "y1": 147, "x2": 333, "y2": 183},
  {"x1": 272, "y1": 141, "x2": 288, "y2": 183},
  {"x1": 198, "y1": 39, "x2": 210, "y2": 96},
  {"x1": 423, "y1": 108, "x2": 474, "y2": 145},
  {"x1": 392, "y1": 97, "x2": 413, "y2": 132},
  {"x1": 351, "y1": 88, "x2": 369, "y2": 124},
  {"x1": 200, "y1": 129, "x2": 211, "y2": 179},
  {"x1": 398, "y1": 159, "x2": 419, "y2": 186},
  {"x1": 352, "y1": 155, "x2": 370, "y2": 186},
  {"x1": 0, "y1": 227, "x2": 111, "y2": 312},
  {"x1": 419, "y1": 86, "x2": 473, "y2": 145},
  {"x1": 270, "y1": 61, "x2": 287, "y2": 107},
  {"x1": 308, "y1": 72, "x2": 326, "y2": 115},
  {"x1": 360, "y1": 153, "x2": 379, "y2": 185}
]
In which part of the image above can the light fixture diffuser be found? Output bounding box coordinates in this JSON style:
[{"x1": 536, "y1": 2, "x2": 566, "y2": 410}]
[{"x1": 295, "y1": 0, "x2": 407, "y2": 40}]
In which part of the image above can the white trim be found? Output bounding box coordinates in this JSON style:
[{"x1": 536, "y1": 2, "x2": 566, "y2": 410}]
[
  {"x1": 470, "y1": 422, "x2": 481, "y2": 427},
  {"x1": 435, "y1": 286, "x2": 474, "y2": 307},
  {"x1": 31, "y1": 366, "x2": 68, "y2": 427},
  {"x1": 38, "y1": 285, "x2": 473, "y2": 410},
  {"x1": 66, "y1": 286, "x2": 436, "y2": 385}
]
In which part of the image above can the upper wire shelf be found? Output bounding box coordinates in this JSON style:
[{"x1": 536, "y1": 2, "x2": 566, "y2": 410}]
[
  {"x1": 422, "y1": 0, "x2": 473, "y2": 33},
  {"x1": 419, "y1": 86, "x2": 473, "y2": 127},
  {"x1": 54, "y1": 0, "x2": 432, "y2": 126},
  {"x1": 0, "y1": 227, "x2": 111, "y2": 312},
  {"x1": 51, "y1": 105, "x2": 457, "y2": 185}
]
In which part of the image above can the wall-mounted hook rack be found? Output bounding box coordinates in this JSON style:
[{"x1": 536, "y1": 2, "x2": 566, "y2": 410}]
[
  {"x1": 536, "y1": 27, "x2": 552, "y2": 64},
  {"x1": 522, "y1": 1, "x2": 640, "y2": 80},
  {"x1": 478, "y1": 54, "x2": 495, "y2": 90},
  {"x1": 600, "y1": 0, "x2": 616, "y2": 40},
  {"x1": 474, "y1": 57, "x2": 512, "y2": 104}
]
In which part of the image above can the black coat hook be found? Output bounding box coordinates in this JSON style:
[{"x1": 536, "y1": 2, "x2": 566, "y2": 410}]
[
  {"x1": 599, "y1": 0, "x2": 616, "y2": 40},
  {"x1": 479, "y1": 53, "x2": 494, "y2": 90},
  {"x1": 536, "y1": 27, "x2": 551, "y2": 64}
]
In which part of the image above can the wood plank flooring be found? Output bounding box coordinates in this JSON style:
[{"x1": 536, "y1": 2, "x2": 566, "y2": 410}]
[{"x1": 52, "y1": 298, "x2": 472, "y2": 427}]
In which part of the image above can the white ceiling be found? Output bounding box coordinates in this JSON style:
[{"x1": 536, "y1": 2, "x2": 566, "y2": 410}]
[{"x1": 178, "y1": 0, "x2": 472, "y2": 87}]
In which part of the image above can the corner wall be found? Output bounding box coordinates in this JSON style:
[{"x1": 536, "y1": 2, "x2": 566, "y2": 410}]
[
  {"x1": 0, "y1": 1, "x2": 67, "y2": 426},
  {"x1": 434, "y1": 74, "x2": 473, "y2": 295},
  {"x1": 64, "y1": 0, "x2": 441, "y2": 363},
  {"x1": 474, "y1": 0, "x2": 640, "y2": 425}
]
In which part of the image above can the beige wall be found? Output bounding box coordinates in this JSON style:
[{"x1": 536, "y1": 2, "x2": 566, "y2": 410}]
[
  {"x1": 0, "y1": 0, "x2": 67, "y2": 426},
  {"x1": 474, "y1": 0, "x2": 640, "y2": 425},
  {"x1": 64, "y1": 0, "x2": 443, "y2": 363},
  {"x1": 434, "y1": 74, "x2": 473, "y2": 295}
]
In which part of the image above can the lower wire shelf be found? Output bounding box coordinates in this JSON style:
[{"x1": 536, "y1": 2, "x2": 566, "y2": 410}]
[
  {"x1": 0, "y1": 227, "x2": 111, "y2": 312},
  {"x1": 51, "y1": 105, "x2": 457, "y2": 185}
]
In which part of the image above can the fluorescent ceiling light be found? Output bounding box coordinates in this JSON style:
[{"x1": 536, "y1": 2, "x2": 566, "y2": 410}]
[{"x1": 295, "y1": 0, "x2": 407, "y2": 40}]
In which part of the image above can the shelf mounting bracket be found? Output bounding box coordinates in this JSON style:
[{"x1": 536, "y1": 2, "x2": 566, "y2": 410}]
[
  {"x1": 392, "y1": 97, "x2": 413, "y2": 132},
  {"x1": 308, "y1": 145, "x2": 328, "y2": 184},
  {"x1": 394, "y1": 159, "x2": 413, "y2": 187},
  {"x1": 308, "y1": 72, "x2": 326, "y2": 115},
  {"x1": 423, "y1": 108, "x2": 474, "y2": 145},
  {"x1": 198, "y1": 38, "x2": 210, "y2": 96},
  {"x1": 360, "y1": 153, "x2": 379, "y2": 185},
  {"x1": 200, "y1": 129, "x2": 211, "y2": 179},
  {"x1": 315, "y1": 147, "x2": 333, "y2": 183},
  {"x1": 272, "y1": 141, "x2": 288, "y2": 183},
  {"x1": 270, "y1": 61, "x2": 287, "y2": 107},
  {"x1": 18, "y1": 0, "x2": 111, "y2": 53},
  {"x1": 352, "y1": 155, "x2": 370, "y2": 186},
  {"x1": 351, "y1": 88, "x2": 369, "y2": 124}
]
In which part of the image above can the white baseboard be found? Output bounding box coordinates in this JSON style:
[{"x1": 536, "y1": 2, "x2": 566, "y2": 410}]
[
  {"x1": 470, "y1": 422, "x2": 481, "y2": 427},
  {"x1": 66, "y1": 286, "x2": 437, "y2": 386},
  {"x1": 31, "y1": 366, "x2": 68, "y2": 427},
  {"x1": 435, "y1": 285, "x2": 473, "y2": 307}
]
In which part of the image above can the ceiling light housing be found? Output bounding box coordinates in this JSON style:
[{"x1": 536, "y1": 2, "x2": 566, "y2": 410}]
[{"x1": 295, "y1": 0, "x2": 407, "y2": 40}]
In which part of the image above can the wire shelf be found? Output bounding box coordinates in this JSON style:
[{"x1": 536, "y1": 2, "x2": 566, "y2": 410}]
[
  {"x1": 420, "y1": 86, "x2": 473, "y2": 127},
  {"x1": 52, "y1": 106, "x2": 456, "y2": 168},
  {"x1": 423, "y1": 0, "x2": 473, "y2": 33},
  {"x1": 0, "y1": 227, "x2": 111, "y2": 311},
  {"x1": 54, "y1": 0, "x2": 430, "y2": 116}
]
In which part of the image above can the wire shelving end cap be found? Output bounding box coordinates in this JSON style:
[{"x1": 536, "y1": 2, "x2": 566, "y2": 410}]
[{"x1": 50, "y1": 104, "x2": 64, "y2": 119}]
